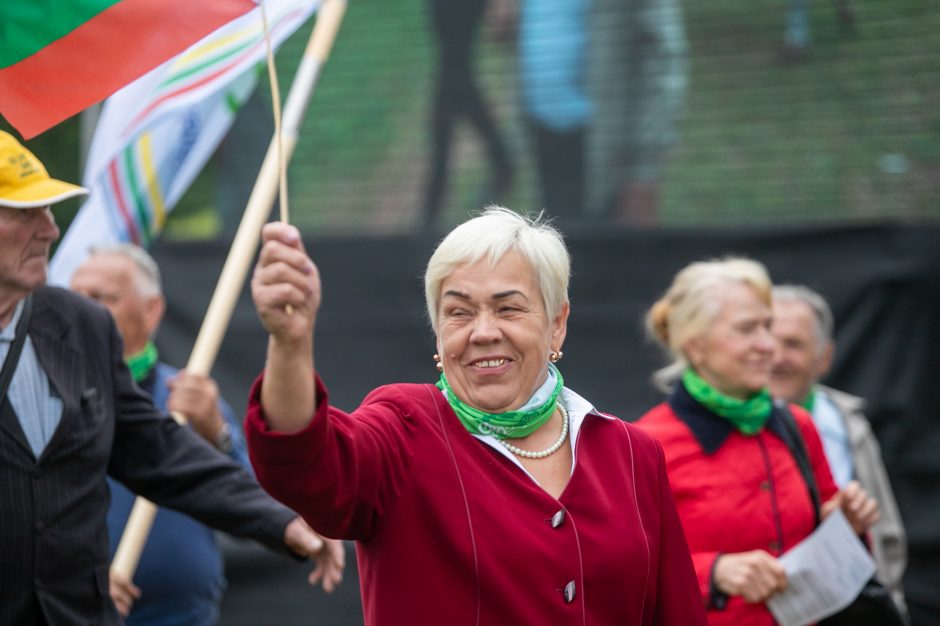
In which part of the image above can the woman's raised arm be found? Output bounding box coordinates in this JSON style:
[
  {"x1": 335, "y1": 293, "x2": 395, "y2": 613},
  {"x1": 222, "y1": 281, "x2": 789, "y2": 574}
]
[{"x1": 252, "y1": 222, "x2": 320, "y2": 432}]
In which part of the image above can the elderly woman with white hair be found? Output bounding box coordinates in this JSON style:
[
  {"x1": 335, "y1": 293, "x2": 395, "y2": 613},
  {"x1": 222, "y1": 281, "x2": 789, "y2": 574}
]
[
  {"x1": 244, "y1": 207, "x2": 706, "y2": 625},
  {"x1": 636, "y1": 258, "x2": 880, "y2": 626}
]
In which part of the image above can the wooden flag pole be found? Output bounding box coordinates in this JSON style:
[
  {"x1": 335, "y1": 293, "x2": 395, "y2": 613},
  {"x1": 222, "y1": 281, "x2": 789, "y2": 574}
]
[{"x1": 111, "y1": 0, "x2": 348, "y2": 582}]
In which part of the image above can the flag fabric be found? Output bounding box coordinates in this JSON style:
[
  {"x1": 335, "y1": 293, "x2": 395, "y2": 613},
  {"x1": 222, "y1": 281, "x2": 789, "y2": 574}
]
[
  {"x1": 0, "y1": 0, "x2": 257, "y2": 139},
  {"x1": 48, "y1": 0, "x2": 320, "y2": 286}
]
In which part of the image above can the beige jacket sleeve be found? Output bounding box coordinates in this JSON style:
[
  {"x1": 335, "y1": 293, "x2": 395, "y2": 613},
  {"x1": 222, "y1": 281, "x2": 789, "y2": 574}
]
[{"x1": 821, "y1": 385, "x2": 908, "y2": 612}]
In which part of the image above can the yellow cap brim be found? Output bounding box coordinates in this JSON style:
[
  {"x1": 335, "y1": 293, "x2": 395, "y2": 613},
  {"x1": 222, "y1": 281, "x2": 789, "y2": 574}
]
[{"x1": 0, "y1": 177, "x2": 89, "y2": 209}]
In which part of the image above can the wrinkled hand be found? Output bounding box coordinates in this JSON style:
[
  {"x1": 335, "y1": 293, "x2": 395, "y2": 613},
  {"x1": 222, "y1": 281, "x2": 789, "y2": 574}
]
[
  {"x1": 109, "y1": 571, "x2": 141, "y2": 618},
  {"x1": 713, "y1": 550, "x2": 788, "y2": 604},
  {"x1": 308, "y1": 537, "x2": 346, "y2": 593},
  {"x1": 284, "y1": 517, "x2": 345, "y2": 592},
  {"x1": 251, "y1": 222, "x2": 320, "y2": 344},
  {"x1": 167, "y1": 370, "x2": 224, "y2": 443},
  {"x1": 822, "y1": 480, "x2": 879, "y2": 535},
  {"x1": 284, "y1": 515, "x2": 323, "y2": 554}
]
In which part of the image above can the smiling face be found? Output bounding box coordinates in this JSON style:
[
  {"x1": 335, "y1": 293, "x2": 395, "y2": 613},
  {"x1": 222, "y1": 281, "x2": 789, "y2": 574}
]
[
  {"x1": 436, "y1": 250, "x2": 569, "y2": 413},
  {"x1": 770, "y1": 298, "x2": 832, "y2": 403},
  {"x1": 0, "y1": 206, "x2": 60, "y2": 305},
  {"x1": 684, "y1": 281, "x2": 775, "y2": 399}
]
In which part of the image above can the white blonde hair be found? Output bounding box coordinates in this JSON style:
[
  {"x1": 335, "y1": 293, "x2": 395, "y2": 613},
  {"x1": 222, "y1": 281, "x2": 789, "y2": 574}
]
[
  {"x1": 645, "y1": 257, "x2": 772, "y2": 391},
  {"x1": 424, "y1": 206, "x2": 570, "y2": 332}
]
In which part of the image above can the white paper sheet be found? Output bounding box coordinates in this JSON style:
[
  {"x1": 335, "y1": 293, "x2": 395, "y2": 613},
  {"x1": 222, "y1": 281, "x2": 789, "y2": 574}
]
[{"x1": 767, "y1": 509, "x2": 876, "y2": 626}]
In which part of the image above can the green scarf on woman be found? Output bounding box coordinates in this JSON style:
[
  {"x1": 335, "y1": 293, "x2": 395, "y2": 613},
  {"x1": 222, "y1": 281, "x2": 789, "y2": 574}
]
[
  {"x1": 437, "y1": 363, "x2": 564, "y2": 440},
  {"x1": 681, "y1": 368, "x2": 772, "y2": 435}
]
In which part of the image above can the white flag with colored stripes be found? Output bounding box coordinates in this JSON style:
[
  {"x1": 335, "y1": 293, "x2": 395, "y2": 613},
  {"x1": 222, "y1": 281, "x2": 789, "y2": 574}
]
[{"x1": 49, "y1": 0, "x2": 319, "y2": 286}]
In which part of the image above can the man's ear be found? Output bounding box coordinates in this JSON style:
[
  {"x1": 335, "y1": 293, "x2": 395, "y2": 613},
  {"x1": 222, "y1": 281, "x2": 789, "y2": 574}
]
[
  {"x1": 817, "y1": 340, "x2": 835, "y2": 378},
  {"x1": 143, "y1": 295, "x2": 166, "y2": 338}
]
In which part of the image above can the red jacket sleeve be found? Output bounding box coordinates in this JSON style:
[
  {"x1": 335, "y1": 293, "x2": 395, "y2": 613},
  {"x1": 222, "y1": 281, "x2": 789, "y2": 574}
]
[
  {"x1": 691, "y1": 552, "x2": 722, "y2": 605},
  {"x1": 244, "y1": 372, "x2": 416, "y2": 540},
  {"x1": 651, "y1": 439, "x2": 710, "y2": 625}
]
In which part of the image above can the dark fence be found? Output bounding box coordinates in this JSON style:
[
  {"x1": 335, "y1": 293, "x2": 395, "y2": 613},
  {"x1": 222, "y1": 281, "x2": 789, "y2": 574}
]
[{"x1": 153, "y1": 222, "x2": 940, "y2": 625}]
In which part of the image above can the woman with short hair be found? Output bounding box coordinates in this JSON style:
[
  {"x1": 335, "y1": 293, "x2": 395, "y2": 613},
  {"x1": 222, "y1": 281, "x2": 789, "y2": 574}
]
[
  {"x1": 245, "y1": 207, "x2": 707, "y2": 625},
  {"x1": 636, "y1": 257, "x2": 879, "y2": 626}
]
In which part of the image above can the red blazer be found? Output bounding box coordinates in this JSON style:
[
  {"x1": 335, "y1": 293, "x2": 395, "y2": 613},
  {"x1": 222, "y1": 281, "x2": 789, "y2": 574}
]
[
  {"x1": 246, "y1": 374, "x2": 707, "y2": 626},
  {"x1": 636, "y1": 383, "x2": 838, "y2": 626}
]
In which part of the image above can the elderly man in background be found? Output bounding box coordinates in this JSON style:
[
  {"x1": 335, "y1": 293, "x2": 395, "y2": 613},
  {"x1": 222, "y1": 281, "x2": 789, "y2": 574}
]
[
  {"x1": 70, "y1": 243, "x2": 344, "y2": 625},
  {"x1": 0, "y1": 130, "x2": 341, "y2": 626},
  {"x1": 770, "y1": 284, "x2": 907, "y2": 612}
]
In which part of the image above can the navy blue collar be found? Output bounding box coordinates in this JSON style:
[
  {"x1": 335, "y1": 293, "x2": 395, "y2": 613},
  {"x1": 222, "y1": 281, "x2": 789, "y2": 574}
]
[{"x1": 667, "y1": 381, "x2": 789, "y2": 454}]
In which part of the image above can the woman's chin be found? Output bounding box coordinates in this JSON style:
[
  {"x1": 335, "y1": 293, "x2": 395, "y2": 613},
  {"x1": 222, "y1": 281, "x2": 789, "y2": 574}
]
[
  {"x1": 723, "y1": 382, "x2": 767, "y2": 399},
  {"x1": 465, "y1": 393, "x2": 520, "y2": 414},
  {"x1": 744, "y1": 383, "x2": 769, "y2": 397}
]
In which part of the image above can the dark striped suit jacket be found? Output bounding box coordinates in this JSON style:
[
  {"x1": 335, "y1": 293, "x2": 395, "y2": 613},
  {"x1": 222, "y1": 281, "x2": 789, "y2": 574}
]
[{"x1": 0, "y1": 287, "x2": 295, "y2": 626}]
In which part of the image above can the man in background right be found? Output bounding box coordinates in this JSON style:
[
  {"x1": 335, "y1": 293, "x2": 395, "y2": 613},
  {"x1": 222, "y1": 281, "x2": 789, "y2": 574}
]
[{"x1": 770, "y1": 284, "x2": 907, "y2": 613}]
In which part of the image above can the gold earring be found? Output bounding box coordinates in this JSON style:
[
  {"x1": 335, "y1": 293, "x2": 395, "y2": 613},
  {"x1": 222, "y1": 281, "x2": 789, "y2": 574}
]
[
  {"x1": 549, "y1": 350, "x2": 563, "y2": 363},
  {"x1": 433, "y1": 354, "x2": 443, "y2": 372}
]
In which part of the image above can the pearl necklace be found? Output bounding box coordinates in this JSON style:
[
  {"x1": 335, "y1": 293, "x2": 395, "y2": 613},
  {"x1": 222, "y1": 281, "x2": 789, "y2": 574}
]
[{"x1": 499, "y1": 404, "x2": 569, "y2": 460}]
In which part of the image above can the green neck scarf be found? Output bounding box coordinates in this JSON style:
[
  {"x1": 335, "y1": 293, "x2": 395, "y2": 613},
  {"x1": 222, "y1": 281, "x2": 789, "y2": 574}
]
[
  {"x1": 682, "y1": 368, "x2": 772, "y2": 436},
  {"x1": 800, "y1": 389, "x2": 816, "y2": 412},
  {"x1": 126, "y1": 341, "x2": 158, "y2": 383},
  {"x1": 437, "y1": 363, "x2": 564, "y2": 440}
]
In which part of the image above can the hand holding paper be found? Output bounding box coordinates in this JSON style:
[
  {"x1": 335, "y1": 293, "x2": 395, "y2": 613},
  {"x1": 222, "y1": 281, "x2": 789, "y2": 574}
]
[{"x1": 767, "y1": 509, "x2": 876, "y2": 626}]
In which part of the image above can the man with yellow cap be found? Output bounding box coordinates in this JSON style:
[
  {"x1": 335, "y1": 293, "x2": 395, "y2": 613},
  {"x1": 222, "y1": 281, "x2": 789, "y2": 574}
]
[
  {"x1": 0, "y1": 130, "x2": 88, "y2": 326},
  {"x1": 0, "y1": 132, "x2": 343, "y2": 625},
  {"x1": 0, "y1": 133, "x2": 89, "y2": 208}
]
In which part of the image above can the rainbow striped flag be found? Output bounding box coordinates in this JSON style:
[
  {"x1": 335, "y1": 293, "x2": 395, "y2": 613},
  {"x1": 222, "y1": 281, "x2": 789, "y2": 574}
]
[
  {"x1": 49, "y1": 0, "x2": 319, "y2": 286},
  {"x1": 0, "y1": 0, "x2": 256, "y2": 139}
]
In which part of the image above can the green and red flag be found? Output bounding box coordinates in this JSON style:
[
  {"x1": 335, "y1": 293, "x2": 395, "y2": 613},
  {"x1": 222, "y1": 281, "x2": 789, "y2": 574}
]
[{"x1": 0, "y1": 0, "x2": 255, "y2": 139}]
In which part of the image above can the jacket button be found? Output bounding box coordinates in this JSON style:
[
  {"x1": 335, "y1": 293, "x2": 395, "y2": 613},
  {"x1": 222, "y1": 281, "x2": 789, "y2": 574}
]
[
  {"x1": 551, "y1": 509, "x2": 566, "y2": 528},
  {"x1": 563, "y1": 580, "x2": 576, "y2": 603},
  {"x1": 759, "y1": 481, "x2": 770, "y2": 491},
  {"x1": 34, "y1": 578, "x2": 43, "y2": 590},
  {"x1": 769, "y1": 540, "x2": 781, "y2": 552},
  {"x1": 34, "y1": 521, "x2": 45, "y2": 534}
]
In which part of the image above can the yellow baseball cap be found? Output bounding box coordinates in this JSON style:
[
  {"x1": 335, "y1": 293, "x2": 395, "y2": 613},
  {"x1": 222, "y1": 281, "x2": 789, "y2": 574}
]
[{"x1": 0, "y1": 130, "x2": 88, "y2": 209}]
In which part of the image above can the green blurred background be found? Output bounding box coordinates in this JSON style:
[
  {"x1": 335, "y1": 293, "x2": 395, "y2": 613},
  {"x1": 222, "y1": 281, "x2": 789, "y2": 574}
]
[{"x1": 3, "y1": 0, "x2": 938, "y2": 237}]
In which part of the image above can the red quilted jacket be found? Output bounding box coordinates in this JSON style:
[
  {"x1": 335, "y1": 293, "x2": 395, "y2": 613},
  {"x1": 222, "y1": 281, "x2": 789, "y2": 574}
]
[{"x1": 636, "y1": 384, "x2": 838, "y2": 626}]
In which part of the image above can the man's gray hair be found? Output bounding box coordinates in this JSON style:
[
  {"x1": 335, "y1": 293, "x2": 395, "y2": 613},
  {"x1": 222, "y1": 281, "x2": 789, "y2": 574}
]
[
  {"x1": 772, "y1": 284, "x2": 834, "y2": 348},
  {"x1": 89, "y1": 243, "x2": 162, "y2": 298}
]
